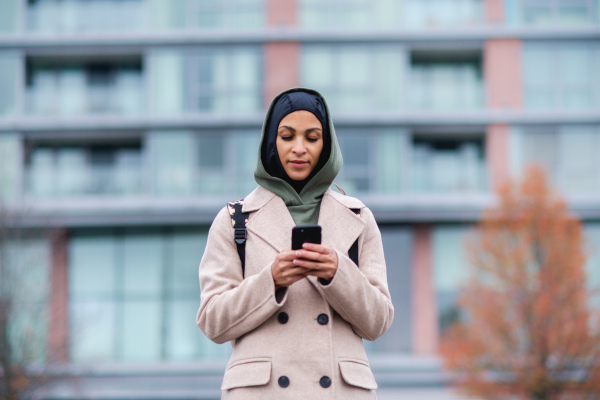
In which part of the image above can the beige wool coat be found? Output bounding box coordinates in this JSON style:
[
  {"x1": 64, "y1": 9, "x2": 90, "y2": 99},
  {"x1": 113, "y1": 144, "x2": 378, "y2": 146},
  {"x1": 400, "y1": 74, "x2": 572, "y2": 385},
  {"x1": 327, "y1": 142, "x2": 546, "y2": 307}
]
[{"x1": 197, "y1": 186, "x2": 394, "y2": 399}]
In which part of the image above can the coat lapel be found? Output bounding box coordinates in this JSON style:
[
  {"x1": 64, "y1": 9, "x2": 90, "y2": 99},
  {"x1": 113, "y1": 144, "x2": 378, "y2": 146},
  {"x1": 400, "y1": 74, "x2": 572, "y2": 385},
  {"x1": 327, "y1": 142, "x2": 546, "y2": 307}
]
[
  {"x1": 245, "y1": 188, "x2": 295, "y2": 252},
  {"x1": 318, "y1": 190, "x2": 366, "y2": 255},
  {"x1": 243, "y1": 186, "x2": 367, "y2": 255}
]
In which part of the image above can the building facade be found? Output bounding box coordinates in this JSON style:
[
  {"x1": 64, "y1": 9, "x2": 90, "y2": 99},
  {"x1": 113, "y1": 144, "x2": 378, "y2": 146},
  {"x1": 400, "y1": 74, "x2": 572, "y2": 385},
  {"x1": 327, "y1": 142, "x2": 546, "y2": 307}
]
[{"x1": 0, "y1": 0, "x2": 599, "y2": 398}]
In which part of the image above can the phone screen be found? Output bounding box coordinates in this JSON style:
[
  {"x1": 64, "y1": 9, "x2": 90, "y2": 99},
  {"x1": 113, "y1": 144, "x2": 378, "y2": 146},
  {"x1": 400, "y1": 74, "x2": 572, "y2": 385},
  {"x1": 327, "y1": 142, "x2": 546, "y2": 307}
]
[{"x1": 291, "y1": 225, "x2": 322, "y2": 250}]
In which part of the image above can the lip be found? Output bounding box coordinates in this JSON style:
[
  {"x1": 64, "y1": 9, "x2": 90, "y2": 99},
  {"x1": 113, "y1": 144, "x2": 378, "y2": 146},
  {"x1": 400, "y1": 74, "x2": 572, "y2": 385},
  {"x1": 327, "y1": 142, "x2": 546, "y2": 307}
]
[{"x1": 289, "y1": 160, "x2": 308, "y2": 168}]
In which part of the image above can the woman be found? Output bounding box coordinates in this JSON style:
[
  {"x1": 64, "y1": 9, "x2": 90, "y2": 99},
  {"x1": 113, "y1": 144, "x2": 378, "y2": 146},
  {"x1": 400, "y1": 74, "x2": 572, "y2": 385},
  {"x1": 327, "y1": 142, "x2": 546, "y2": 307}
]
[{"x1": 197, "y1": 87, "x2": 394, "y2": 399}]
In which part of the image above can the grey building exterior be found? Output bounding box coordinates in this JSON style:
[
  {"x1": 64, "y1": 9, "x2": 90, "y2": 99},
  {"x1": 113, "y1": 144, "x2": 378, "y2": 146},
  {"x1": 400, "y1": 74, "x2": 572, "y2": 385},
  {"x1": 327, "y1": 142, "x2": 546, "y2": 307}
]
[{"x1": 0, "y1": 0, "x2": 599, "y2": 398}]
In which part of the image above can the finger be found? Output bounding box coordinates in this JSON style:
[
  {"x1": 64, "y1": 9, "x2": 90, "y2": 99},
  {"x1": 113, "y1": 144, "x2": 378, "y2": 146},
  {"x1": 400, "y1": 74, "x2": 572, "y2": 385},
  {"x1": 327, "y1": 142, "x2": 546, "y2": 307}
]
[
  {"x1": 278, "y1": 250, "x2": 298, "y2": 261},
  {"x1": 301, "y1": 243, "x2": 328, "y2": 253},
  {"x1": 295, "y1": 250, "x2": 329, "y2": 262},
  {"x1": 293, "y1": 258, "x2": 333, "y2": 270}
]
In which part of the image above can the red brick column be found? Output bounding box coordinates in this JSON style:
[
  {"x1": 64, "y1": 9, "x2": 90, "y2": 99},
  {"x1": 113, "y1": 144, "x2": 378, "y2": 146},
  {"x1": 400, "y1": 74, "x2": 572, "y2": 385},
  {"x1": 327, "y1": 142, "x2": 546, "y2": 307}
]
[
  {"x1": 487, "y1": 124, "x2": 510, "y2": 190},
  {"x1": 264, "y1": 43, "x2": 300, "y2": 107},
  {"x1": 484, "y1": 39, "x2": 522, "y2": 189},
  {"x1": 485, "y1": 0, "x2": 505, "y2": 24},
  {"x1": 264, "y1": 0, "x2": 299, "y2": 106},
  {"x1": 411, "y1": 224, "x2": 438, "y2": 355},
  {"x1": 267, "y1": 0, "x2": 296, "y2": 26},
  {"x1": 484, "y1": 39, "x2": 522, "y2": 110},
  {"x1": 48, "y1": 229, "x2": 69, "y2": 362}
]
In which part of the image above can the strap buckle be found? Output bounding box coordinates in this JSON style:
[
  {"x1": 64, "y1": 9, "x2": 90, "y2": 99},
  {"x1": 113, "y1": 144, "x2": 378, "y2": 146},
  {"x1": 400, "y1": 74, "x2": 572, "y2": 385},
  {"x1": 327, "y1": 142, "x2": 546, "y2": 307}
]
[{"x1": 234, "y1": 227, "x2": 246, "y2": 244}]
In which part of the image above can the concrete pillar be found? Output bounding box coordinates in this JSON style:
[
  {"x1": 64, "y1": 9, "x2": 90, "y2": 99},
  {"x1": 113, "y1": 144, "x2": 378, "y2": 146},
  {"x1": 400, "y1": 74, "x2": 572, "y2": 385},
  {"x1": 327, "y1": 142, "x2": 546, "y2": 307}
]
[{"x1": 411, "y1": 224, "x2": 438, "y2": 355}]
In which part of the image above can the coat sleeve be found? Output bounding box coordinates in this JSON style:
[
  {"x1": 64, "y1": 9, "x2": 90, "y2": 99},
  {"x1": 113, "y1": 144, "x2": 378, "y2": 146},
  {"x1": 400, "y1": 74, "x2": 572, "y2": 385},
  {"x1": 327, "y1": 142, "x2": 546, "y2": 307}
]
[
  {"x1": 196, "y1": 207, "x2": 288, "y2": 344},
  {"x1": 316, "y1": 207, "x2": 394, "y2": 341}
]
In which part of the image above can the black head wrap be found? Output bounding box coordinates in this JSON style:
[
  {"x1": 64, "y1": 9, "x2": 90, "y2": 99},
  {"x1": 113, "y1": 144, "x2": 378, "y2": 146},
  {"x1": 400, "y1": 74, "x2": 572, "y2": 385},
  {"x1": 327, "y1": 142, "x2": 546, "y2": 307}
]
[{"x1": 261, "y1": 91, "x2": 331, "y2": 193}]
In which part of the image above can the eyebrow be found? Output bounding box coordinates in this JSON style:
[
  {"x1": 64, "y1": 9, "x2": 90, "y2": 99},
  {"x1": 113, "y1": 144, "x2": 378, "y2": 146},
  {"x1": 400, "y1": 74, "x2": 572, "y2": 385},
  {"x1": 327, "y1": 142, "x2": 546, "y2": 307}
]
[{"x1": 278, "y1": 125, "x2": 323, "y2": 134}]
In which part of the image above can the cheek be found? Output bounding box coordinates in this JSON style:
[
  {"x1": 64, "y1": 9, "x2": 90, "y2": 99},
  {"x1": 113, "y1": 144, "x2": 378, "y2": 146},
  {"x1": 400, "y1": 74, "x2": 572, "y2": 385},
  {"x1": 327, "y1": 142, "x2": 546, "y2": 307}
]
[
  {"x1": 312, "y1": 141, "x2": 324, "y2": 160},
  {"x1": 275, "y1": 138, "x2": 285, "y2": 156}
]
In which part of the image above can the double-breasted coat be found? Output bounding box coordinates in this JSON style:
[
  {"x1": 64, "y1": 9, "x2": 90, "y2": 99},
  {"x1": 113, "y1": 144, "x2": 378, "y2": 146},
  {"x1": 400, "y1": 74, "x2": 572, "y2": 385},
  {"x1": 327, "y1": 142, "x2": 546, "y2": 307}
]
[{"x1": 197, "y1": 185, "x2": 394, "y2": 399}]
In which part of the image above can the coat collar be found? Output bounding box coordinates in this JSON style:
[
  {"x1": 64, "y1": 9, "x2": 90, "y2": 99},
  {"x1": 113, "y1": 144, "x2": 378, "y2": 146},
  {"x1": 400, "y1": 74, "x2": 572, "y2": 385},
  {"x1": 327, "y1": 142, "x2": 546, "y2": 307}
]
[{"x1": 244, "y1": 186, "x2": 366, "y2": 254}]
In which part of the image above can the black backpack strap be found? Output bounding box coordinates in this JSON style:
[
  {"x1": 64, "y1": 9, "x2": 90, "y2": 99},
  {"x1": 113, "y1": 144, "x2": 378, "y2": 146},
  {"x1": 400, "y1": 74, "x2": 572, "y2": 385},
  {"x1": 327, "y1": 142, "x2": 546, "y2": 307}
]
[
  {"x1": 349, "y1": 208, "x2": 361, "y2": 267},
  {"x1": 227, "y1": 200, "x2": 248, "y2": 277}
]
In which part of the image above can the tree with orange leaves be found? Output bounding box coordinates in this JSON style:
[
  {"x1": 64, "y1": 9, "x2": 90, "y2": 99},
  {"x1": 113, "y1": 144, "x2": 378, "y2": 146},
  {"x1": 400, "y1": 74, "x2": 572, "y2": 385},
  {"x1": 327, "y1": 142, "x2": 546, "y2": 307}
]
[{"x1": 440, "y1": 165, "x2": 600, "y2": 400}]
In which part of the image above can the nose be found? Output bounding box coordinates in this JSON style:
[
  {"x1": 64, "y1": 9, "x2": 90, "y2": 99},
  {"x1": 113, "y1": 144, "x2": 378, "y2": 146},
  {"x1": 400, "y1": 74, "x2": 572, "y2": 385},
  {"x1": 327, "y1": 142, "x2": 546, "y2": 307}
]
[{"x1": 292, "y1": 137, "x2": 306, "y2": 154}]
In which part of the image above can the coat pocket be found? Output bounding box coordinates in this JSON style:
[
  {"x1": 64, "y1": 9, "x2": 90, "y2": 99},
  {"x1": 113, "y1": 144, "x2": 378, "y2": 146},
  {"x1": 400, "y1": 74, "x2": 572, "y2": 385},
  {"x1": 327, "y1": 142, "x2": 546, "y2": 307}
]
[
  {"x1": 338, "y1": 359, "x2": 378, "y2": 390},
  {"x1": 221, "y1": 357, "x2": 272, "y2": 390}
]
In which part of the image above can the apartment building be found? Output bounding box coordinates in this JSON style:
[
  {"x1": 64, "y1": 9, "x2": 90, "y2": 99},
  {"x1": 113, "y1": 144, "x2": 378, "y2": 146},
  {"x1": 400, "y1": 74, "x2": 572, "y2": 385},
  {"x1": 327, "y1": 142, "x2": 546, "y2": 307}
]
[{"x1": 0, "y1": 0, "x2": 599, "y2": 398}]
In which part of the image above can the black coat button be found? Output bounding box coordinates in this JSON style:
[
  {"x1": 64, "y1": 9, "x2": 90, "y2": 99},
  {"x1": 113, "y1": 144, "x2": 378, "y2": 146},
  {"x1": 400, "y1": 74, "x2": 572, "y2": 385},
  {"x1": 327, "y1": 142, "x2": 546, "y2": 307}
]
[
  {"x1": 278, "y1": 312, "x2": 289, "y2": 324},
  {"x1": 320, "y1": 376, "x2": 331, "y2": 388},
  {"x1": 317, "y1": 313, "x2": 329, "y2": 325},
  {"x1": 278, "y1": 376, "x2": 290, "y2": 388}
]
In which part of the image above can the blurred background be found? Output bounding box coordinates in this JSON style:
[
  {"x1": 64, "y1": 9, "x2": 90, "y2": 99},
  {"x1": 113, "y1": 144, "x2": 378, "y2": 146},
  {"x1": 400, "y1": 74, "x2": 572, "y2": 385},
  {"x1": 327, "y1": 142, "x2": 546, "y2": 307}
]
[{"x1": 0, "y1": 0, "x2": 599, "y2": 399}]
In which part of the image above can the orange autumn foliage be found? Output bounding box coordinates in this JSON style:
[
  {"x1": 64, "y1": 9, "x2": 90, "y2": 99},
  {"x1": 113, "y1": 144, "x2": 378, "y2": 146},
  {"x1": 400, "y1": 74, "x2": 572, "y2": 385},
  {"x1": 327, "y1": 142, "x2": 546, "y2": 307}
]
[{"x1": 440, "y1": 166, "x2": 600, "y2": 400}]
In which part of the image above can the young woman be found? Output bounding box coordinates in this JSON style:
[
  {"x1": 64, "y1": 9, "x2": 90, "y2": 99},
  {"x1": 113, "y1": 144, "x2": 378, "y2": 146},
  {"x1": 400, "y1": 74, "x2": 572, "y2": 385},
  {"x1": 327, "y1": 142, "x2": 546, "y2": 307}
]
[{"x1": 197, "y1": 87, "x2": 394, "y2": 399}]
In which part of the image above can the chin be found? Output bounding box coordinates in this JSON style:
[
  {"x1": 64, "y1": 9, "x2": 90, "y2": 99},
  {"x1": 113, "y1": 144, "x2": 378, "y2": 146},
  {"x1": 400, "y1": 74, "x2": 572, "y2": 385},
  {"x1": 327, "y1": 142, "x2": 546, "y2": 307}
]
[
  {"x1": 287, "y1": 172, "x2": 310, "y2": 181},
  {"x1": 290, "y1": 175, "x2": 309, "y2": 181}
]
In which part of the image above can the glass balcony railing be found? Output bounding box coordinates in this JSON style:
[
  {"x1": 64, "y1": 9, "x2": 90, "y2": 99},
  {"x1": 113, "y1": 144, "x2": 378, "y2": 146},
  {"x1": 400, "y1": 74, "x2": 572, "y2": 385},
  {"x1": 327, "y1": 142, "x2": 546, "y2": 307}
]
[
  {"x1": 26, "y1": 147, "x2": 143, "y2": 199},
  {"x1": 27, "y1": 0, "x2": 147, "y2": 34},
  {"x1": 26, "y1": 62, "x2": 143, "y2": 117},
  {"x1": 409, "y1": 62, "x2": 484, "y2": 111}
]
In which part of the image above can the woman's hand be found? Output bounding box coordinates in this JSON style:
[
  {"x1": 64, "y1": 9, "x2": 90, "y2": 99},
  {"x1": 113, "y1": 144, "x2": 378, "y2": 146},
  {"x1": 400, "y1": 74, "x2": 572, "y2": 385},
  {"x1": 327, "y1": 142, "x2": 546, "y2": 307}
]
[
  {"x1": 271, "y1": 249, "x2": 310, "y2": 289},
  {"x1": 293, "y1": 243, "x2": 338, "y2": 281}
]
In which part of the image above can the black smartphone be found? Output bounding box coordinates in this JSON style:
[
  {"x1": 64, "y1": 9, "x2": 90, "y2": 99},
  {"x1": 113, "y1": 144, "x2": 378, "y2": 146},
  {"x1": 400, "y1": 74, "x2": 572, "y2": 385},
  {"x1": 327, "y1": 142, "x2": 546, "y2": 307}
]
[{"x1": 291, "y1": 225, "x2": 322, "y2": 250}]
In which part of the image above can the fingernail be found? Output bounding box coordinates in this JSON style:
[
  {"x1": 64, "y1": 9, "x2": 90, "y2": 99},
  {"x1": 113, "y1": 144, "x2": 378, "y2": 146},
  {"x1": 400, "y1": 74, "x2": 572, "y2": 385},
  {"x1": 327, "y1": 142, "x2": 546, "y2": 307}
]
[{"x1": 296, "y1": 251, "x2": 301, "y2": 257}]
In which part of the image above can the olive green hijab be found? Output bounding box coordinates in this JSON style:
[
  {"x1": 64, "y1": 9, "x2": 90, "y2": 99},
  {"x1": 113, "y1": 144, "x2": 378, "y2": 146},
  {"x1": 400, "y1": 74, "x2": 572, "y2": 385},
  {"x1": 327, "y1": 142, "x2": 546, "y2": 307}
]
[{"x1": 254, "y1": 88, "x2": 343, "y2": 225}]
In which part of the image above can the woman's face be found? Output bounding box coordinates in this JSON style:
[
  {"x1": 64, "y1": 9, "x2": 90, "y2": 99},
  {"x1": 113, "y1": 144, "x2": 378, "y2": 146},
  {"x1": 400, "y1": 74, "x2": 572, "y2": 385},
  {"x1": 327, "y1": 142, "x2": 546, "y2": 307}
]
[{"x1": 276, "y1": 110, "x2": 324, "y2": 181}]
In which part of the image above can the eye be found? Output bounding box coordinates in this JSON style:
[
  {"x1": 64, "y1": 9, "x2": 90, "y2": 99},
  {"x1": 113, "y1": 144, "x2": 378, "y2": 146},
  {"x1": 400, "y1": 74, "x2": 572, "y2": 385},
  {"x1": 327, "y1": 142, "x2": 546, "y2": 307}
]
[
  {"x1": 307, "y1": 136, "x2": 320, "y2": 143},
  {"x1": 280, "y1": 135, "x2": 293, "y2": 141}
]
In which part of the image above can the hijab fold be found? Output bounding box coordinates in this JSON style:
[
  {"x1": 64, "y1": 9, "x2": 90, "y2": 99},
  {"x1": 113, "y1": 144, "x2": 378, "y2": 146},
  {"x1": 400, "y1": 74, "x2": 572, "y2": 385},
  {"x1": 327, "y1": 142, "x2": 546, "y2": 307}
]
[{"x1": 254, "y1": 88, "x2": 343, "y2": 226}]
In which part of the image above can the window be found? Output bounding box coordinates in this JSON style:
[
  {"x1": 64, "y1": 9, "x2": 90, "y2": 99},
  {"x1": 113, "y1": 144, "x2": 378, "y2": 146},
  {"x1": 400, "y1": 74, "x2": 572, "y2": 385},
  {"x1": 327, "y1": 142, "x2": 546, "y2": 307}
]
[
  {"x1": 0, "y1": 134, "x2": 20, "y2": 202},
  {"x1": 299, "y1": 0, "x2": 482, "y2": 28},
  {"x1": 196, "y1": 133, "x2": 226, "y2": 194},
  {"x1": 433, "y1": 225, "x2": 471, "y2": 332},
  {"x1": 189, "y1": 0, "x2": 264, "y2": 29},
  {"x1": 69, "y1": 228, "x2": 226, "y2": 362},
  {"x1": 523, "y1": 42, "x2": 599, "y2": 110},
  {"x1": 506, "y1": 0, "x2": 598, "y2": 26},
  {"x1": 410, "y1": 51, "x2": 484, "y2": 111},
  {"x1": 26, "y1": 58, "x2": 144, "y2": 116},
  {"x1": 187, "y1": 47, "x2": 262, "y2": 114},
  {"x1": 0, "y1": 52, "x2": 19, "y2": 117},
  {"x1": 514, "y1": 125, "x2": 600, "y2": 195},
  {"x1": 0, "y1": 0, "x2": 19, "y2": 33},
  {"x1": 300, "y1": 0, "x2": 373, "y2": 28},
  {"x1": 411, "y1": 136, "x2": 486, "y2": 193},
  {"x1": 148, "y1": 49, "x2": 186, "y2": 116},
  {"x1": 151, "y1": 47, "x2": 262, "y2": 116},
  {"x1": 26, "y1": 141, "x2": 143, "y2": 198},
  {"x1": 27, "y1": 0, "x2": 146, "y2": 33},
  {"x1": 301, "y1": 45, "x2": 405, "y2": 113},
  {"x1": 403, "y1": 0, "x2": 483, "y2": 27},
  {"x1": 337, "y1": 133, "x2": 373, "y2": 193},
  {"x1": 585, "y1": 223, "x2": 600, "y2": 307},
  {"x1": 0, "y1": 236, "x2": 51, "y2": 363},
  {"x1": 334, "y1": 129, "x2": 410, "y2": 196},
  {"x1": 364, "y1": 227, "x2": 413, "y2": 354},
  {"x1": 148, "y1": 130, "x2": 260, "y2": 198}
]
